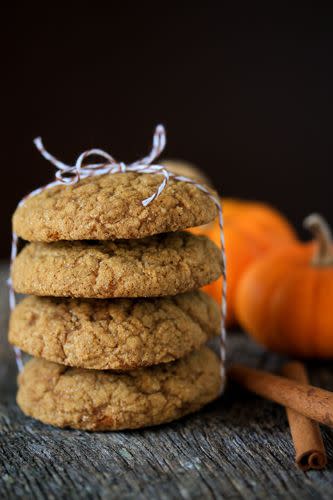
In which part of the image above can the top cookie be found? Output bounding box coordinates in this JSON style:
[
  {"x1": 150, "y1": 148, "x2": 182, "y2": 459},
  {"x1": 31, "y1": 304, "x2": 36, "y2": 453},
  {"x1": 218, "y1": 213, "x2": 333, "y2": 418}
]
[{"x1": 13, "y1": 172, "x2": 217, "y2": 241}]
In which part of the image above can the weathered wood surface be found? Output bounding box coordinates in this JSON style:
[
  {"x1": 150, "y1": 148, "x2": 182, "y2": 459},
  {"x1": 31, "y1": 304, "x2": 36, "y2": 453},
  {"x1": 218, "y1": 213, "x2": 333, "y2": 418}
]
[{"x1": 0, "y1": 262, "x2": 332, "y2": 500}]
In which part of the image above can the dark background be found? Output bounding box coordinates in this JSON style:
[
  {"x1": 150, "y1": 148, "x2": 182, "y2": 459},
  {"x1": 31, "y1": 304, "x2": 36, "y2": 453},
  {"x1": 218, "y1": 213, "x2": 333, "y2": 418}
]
[{"x1": 2, "y1": 6, "x2": 332, "y2": 257}]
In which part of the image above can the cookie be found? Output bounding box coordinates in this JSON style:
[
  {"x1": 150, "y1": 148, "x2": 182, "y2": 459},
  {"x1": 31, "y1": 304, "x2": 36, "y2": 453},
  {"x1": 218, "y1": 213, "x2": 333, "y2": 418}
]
[
  {"x1": 17, "y1": 346, "x2": 222, "y2": 430},
  {"x1": 12, "y1": 232, "x2": 222, "y2": 298},
  {"x1": 9, "y1": 291, "x2": 220, "y2": 370},
  {"x1": 12, "y1": 172, "x2": 217, "y2": 242}
]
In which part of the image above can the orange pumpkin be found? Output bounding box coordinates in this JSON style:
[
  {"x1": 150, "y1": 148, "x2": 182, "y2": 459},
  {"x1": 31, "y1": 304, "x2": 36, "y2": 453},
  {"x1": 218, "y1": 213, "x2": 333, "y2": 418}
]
[
  {"x1": 191, "y1": 199, "x2": 297, "y2": 326},
  {"x1": 163, "y1": 159, "x2": 211, "y2": 185},
  {"x1": 235, "y1": 213, "x2": 333, "y2": 358}
]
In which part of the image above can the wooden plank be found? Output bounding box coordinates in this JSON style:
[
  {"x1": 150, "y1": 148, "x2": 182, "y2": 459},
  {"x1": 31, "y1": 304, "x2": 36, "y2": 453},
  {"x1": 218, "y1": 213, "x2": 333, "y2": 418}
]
[{"x1": 1, "y1": 263, "x2": 332, "y2": 499}]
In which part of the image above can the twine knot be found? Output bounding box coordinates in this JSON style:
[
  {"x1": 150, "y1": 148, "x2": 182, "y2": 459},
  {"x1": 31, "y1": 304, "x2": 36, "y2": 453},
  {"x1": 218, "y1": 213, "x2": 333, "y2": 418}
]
[{"x1": 34, "y1": 125, "x2": 167, "y2": 205}]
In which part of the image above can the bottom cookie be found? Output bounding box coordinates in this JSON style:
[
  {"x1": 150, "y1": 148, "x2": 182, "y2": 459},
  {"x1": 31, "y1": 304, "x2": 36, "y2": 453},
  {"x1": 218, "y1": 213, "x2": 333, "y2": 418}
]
[{"x1": 17, "y1": 347, "x2": 222, "y2": 430}]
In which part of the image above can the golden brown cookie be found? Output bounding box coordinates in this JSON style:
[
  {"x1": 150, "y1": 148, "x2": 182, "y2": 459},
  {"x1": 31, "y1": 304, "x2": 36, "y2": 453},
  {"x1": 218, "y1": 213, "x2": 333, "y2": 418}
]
[
  {"x1": 13, "y1": 172, "x2": 217, "y2": 242},
  {"x1": 12, "y1": 232, "x2": 222, "y2": 298},
  {"x1": 9, "y1": 291, "x2": 220, "y2": 370},
  {"x1": 17, "y1": 347, "x2": 222, "y2": 430}
]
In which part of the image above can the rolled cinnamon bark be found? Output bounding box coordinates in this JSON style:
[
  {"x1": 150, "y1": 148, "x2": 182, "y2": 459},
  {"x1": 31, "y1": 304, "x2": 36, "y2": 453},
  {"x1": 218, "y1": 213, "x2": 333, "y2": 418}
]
[
  {"x1": 228, "y1": 363, "x2": 333, "y2": 428},
  {"x1": 282, "y1": 361, "x2": 327, "y2": 471}
]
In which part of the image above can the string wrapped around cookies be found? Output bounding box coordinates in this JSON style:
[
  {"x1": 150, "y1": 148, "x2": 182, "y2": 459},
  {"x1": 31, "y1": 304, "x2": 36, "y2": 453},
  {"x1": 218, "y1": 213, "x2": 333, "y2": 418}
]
[{"x1": 8, "y1": 125, "x2": 227, "y2": 392}]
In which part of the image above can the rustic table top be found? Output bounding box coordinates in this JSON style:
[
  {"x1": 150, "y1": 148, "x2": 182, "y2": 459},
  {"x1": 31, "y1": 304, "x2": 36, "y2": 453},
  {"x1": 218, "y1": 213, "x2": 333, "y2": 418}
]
[{"x1": 0, "y1": 262, "x2": 332, "y2": 499}]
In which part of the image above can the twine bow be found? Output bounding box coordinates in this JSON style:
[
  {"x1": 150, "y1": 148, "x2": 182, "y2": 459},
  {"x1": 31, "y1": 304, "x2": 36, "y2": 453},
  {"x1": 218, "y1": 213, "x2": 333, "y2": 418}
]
[{"x1": 10, "y1": 125, "x2": 227, "y2": 389}]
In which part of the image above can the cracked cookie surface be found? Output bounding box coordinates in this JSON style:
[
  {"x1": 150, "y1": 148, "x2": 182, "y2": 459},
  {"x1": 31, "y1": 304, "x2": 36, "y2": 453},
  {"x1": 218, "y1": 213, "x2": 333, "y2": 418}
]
[
  {"x1": 17, "y1": 347, "x2": 222, "y2": 430},
  {"x1": 12, "y1": 232, "x2": 222, "y2": 298},
  {"x1": 13, "y1": 172, "x2": 218, "y2": 242},
  {"x1": 9, "y1": 291, "x2": 220, "y2": 370}
]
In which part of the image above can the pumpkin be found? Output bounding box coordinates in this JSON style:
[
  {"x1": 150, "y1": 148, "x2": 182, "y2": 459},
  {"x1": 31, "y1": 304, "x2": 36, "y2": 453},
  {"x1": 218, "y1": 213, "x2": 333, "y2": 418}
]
[
  {"x1": 235, "y1": 213, "x2": 333, "y2": 358},
  {"x1": 163, "y1": 159, "x2": 211, "y2": 185},
  {"x1": 191, "y1": 199, "x2": 297, "y2": 326}
]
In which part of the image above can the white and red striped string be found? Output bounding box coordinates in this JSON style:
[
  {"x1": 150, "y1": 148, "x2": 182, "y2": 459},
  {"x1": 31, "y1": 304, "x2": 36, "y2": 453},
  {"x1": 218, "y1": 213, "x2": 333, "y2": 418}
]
[{"x1": 9, "y1": 125, "x2": 227, "y2": 389}]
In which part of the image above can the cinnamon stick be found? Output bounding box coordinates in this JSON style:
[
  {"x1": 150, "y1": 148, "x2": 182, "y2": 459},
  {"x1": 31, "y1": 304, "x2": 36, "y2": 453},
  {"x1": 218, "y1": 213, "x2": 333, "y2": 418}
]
[
  {"x1": 228, "y1": 363, "x2": 333, "y2": 428},
  {"x1": 282, "y1": 361, "x2": 327, "y2": 471}
]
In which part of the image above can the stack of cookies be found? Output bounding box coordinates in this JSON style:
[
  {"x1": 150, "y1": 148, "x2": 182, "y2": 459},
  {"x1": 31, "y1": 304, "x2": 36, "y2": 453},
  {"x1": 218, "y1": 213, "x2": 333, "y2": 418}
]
[{"x1": 9, "y1": 172, "x2": 223, "y2": 430}]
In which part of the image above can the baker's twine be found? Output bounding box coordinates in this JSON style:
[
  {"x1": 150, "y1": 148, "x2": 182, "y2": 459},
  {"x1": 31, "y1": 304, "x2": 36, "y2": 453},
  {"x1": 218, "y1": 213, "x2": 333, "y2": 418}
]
[{"x1": 8, "y1": 125, "x2": 227, "y2": 389}]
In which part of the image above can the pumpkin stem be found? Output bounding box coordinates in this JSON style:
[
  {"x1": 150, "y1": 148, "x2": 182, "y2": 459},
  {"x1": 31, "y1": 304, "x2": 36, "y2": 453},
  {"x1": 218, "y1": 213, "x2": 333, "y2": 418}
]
[{"x1": 303, "y1": 213, "x2": 333, "y2": 266}]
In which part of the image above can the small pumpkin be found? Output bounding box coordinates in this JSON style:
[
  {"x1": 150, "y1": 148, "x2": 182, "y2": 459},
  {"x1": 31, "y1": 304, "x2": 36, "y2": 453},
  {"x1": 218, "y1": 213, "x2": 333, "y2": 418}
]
[
  {"x1": 191, "y1": 199, "x2": 297, "y2": 326},
  {"x1": 235, "y1": 213, "x2": 333, "y2": 358},
  {"x1": 163, "y1": 159, "x2": 211, "y2": 185}
]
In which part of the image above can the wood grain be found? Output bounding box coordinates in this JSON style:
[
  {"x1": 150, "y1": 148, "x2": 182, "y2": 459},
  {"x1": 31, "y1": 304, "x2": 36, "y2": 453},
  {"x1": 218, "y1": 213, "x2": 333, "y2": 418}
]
[{"x1": 0, "y1": 262, "x2": 333, "y2": 499}]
